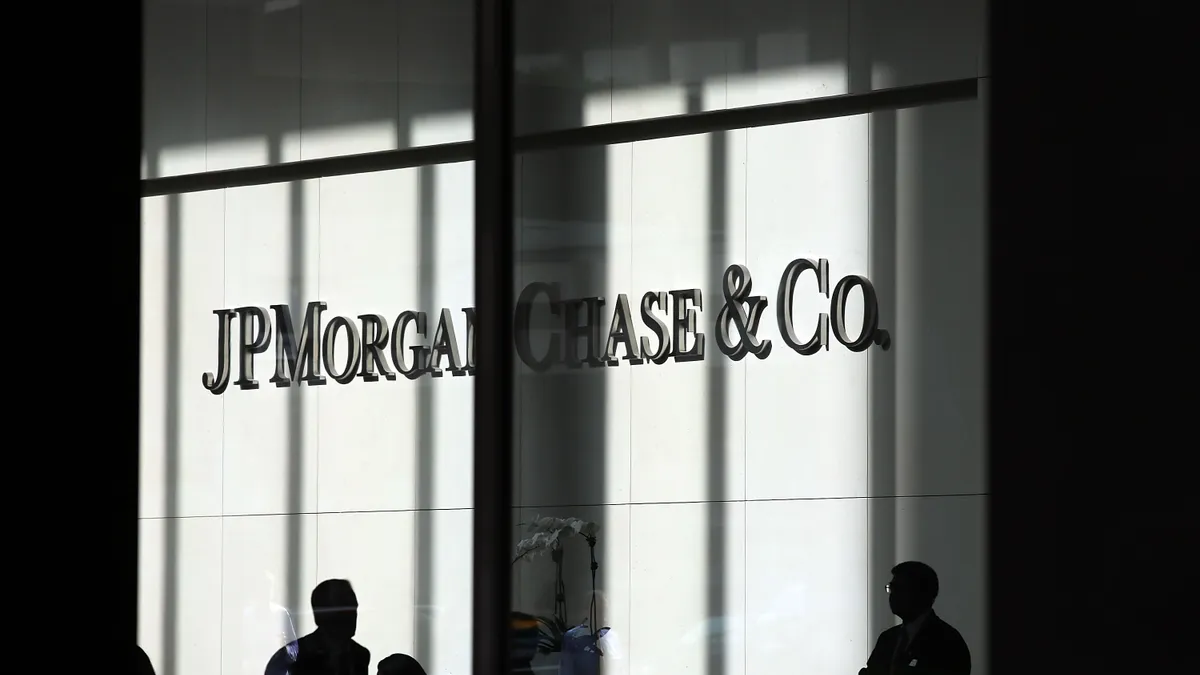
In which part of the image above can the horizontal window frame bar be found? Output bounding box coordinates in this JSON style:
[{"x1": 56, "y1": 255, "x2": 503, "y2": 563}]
[{"x1": 141, "y1": 77, "x2": 978, "y2": 197}]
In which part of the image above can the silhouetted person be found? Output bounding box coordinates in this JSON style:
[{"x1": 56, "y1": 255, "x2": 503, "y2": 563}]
[
  {"x1": 136, "y1": 645, "x2": 156, "y2": 675},
  {"x1": 265, "y1": 579, "x2": 371, "y2": 675},
  {"x1": 860, "y1": 561, "x2": 971, "y2": 675},
  {"x1": 510, "y1": 611, "x2": 541, "y2": 675},
  {"x1": 377, "y1": 653, "x2": 427, "y2": 675}
]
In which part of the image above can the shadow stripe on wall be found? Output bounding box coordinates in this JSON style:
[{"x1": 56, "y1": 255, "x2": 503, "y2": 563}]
[{"x1": 142, "y1": 78, "x2": 978, "y2": 197}]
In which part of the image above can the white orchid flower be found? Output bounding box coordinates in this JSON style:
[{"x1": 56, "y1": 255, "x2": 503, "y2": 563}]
[{"x1": 514, "y1": 514, "x2": 602, "y2": 565}]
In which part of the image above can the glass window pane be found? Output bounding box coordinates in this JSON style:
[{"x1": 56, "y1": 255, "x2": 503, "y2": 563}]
[
  {"x1": 139, "y1": 3, "x2": 475, "y2": 672},
  {"x1": 507, "y1": 96, "x2": 986, "y2": 675},
  {"x1": 139, "y1": 160, "x2": 477, "y2": 675},
  {"x1": 511, "y1": 0, "x2": 983, "y2": 135}
]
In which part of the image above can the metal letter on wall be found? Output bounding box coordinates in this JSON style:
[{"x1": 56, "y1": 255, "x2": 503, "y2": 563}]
[
  {"x1": 639, "y1": 291, "x2": 672, "y2": 364},
  {"x1": 202, "y1": 309, "x2": 237, "y2": 395},
  {"x1": 322, "y1": 316, "x2": 362, "y2": 385},
  {"x1": 391, "y1": 311, "x2": 429, "y2": 380},
  {"x1": 830, "y1": 275, "x2": 881, "y2": 352},
  {"x1": 603, "y1": 293, "x2": 643, "y2": 366},
  {"x1": 429, "y1": 308, "x2": 467, "y2": 377},
  {"x1": 358, "y1": 314, "x2": 397, "y2": 382},
  {"x1": 234, "y1": 306, "x2": 272, "y2": 390},
  {"x1": 269, "y1": 301, "x2": 328, "y2": 387},
  {"x1": 715, "y1": 265, "x2": 771, "y2": 361},
  {"x1": 562, "y1": 296, "x2": 607, "y2": 368},
  {"x1": 777, "y1": 258, "x2": 830, "y2": 355},
  {"x1": 670, "y1": 289, "x2": 706, "y2": 362},
  {"x1": 462, "y1": 307, "x2": 477, "y2": 374},
  {"x1": 514, "y1": 282, "x2": 561, "y2": 372}
]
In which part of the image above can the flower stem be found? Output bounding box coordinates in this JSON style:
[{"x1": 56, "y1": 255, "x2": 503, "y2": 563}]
[{"x1": 587, "y1": 536, "x2": 598, "y2": 633}]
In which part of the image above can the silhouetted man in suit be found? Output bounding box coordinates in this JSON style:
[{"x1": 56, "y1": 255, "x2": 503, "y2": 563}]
[
  {"x1": 265, "y1": 579, "x2": 371, "y2": 675},
  {"x1": 860, "y1": 561, "x2": 971, "y2": 675}
]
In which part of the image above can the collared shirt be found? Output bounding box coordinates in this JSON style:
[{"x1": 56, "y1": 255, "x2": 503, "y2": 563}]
[
  {"x1": 892, "y1": 611, "x2": 932, "y2": 672},
  {"x1": 904, "y1": 610, "x2": 931, "y2": 643}
]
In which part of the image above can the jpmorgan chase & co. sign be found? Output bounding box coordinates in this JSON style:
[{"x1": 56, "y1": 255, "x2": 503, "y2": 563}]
[{"x1": 202, "y1": 260, "x2": 891, "y2": 395}]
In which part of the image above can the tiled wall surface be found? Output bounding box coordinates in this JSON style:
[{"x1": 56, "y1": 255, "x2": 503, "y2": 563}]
[{"x1": 140, "y1": 2, "x2": 986, "y2": 674}]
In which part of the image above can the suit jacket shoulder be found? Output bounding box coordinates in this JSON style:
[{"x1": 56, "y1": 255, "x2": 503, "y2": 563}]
[
  {"x1": 866, "y1": 625, "x2": 904, "y2": 668},
  {"x1": 913, "y1": 614, "x2": 971, "y2": 674},
  {"x1": 866, "y1": 614, "x2": 971, "y2": 675},
  {"x1": 925, "y1": 614, "x2": 969, "y2": 650},
  {"x1": 266, "y1": 634, "x2": 372, "y2": 675}
]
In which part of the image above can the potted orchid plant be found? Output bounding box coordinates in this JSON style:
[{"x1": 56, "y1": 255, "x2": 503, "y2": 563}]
[{"x1": 512, "y1": 516, "x2": 608, "y2": 674}]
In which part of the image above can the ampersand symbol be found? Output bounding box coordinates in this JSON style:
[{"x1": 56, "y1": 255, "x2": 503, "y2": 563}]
[{"x1": 716, "y1": 264, "x2": 772, "y2": 360}]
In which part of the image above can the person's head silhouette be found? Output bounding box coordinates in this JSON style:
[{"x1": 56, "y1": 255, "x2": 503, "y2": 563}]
[
  {"x1": 887, "y1": 561, "x2": 939, "y2": 622},
  {"x1": 378, "y1": 653, "x2": 426, "y2": 675},
  {"x1": 311, "y1": 579, "x2": 359, "y2": 643}
]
